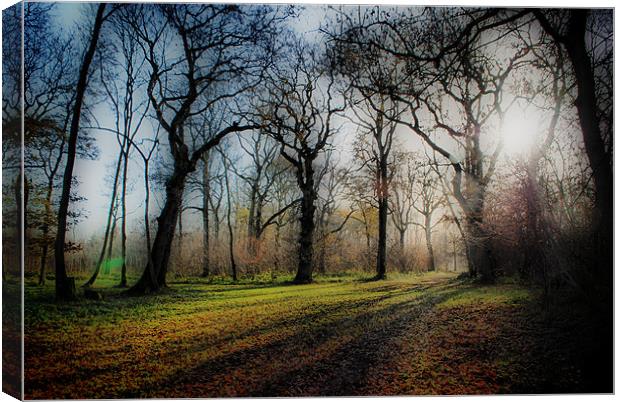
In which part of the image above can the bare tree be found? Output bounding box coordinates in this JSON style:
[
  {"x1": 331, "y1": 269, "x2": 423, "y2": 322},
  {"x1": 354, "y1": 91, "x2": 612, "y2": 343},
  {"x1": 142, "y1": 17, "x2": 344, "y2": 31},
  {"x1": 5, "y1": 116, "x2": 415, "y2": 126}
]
[
  {"x1": 54, "y1": 3, "x2": 112, "y2": 300},
  {"x1": 389, "y1": 153, "x2": 416, "y2": 253},
  {"x1": 260, "y1": 40, "x2": 345, "y2": 283},
  {"x1": 122, "y1": 4, "x2": 287, "y2": 294},
  {"x1": 20, "y1": 4, "x2": 80, "y2": 285},
  {"x1": 84, "y1": 14, "x2": 149, "y2": 287},
  {"x1": 533, "y1": 9, "x2": 613, "y2": 290},
  {"x1": 219, "y1": 146, "x2": 238, "y2": 281},
  {"x1": 314, "y1": 151, "x2": 354, "y2": 275},
  {"x1": 330, "y1": 7, "x2": 531, "y2": 282},
  {"x1": 2, "y1": 4, "x2": 98, "y2": 286},
  {"x1": 410, "y1": 160, "x2": 444, "y2": 272},
  {"x1": 347, "y1": 94, "x2": 401, "y2": 279},
  {"x1": 231, "y1": 131, "x2": 286, "y2": 262}
]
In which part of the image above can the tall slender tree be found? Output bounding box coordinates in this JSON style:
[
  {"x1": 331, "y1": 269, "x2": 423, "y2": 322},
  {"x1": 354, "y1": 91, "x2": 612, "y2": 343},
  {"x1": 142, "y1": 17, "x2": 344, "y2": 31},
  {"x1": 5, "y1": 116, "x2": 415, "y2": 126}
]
[
  {"x1": 54, "y1": 3, "x2": 110, "y2": 300},
  {"x1": 347, "y1": 94, "x2": 401, "y2": 279},
  {"x1": 533, "y1": 9, "x2": 613, "y2": 290}
]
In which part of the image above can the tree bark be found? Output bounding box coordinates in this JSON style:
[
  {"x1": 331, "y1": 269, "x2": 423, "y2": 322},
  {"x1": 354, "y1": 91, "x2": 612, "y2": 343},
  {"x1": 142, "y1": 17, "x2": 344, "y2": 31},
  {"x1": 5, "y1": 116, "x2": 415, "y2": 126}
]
[
  {"x1": 464, "y1": 214, "x2": 494, "y2": 282},
  {"x1": 222, "y1": 157, "x2": 237, "y2": 281},
  {"x1": 38, "y1": 179, "x2": 54, "y2": 285},
  {"x1": 119, "y1": 144, "x2": 129, "y2": 287},
  {"x1": 397, "y1": 228, "x2": 405, "y2": 252},
  {"x1": 24, "y1": 176, "x2": 29, "y2": 272},
  {"x1": 106, "y1": 210, "x2": 117, "y2": 271},
  {"x1": 54, "y1": 3, "x2": 106, "y2": 300},
  {"x1": 177, "y1": 192, "x2": 184, "y2": 268},
  {"x1": 127, "y1": 162, "x2": 188, "y2": 294},
  {"x1": 38, "y1": 245, "x2": 48, "y2": 285},
  {"x1": 247, "y1": 185, "x2": 257, "y2": 240},
  {"x1": 294, "y1": 160, "x2": 316, "y2": 284},
  {"x1": 563, "y1": 11, "x2": 613, "y2": 279},
  {"x1": 375, "y1": 157, "x2": 388, "y2": 280},
  {"x1": 424, "y1": 214, "x2": 436, "y2": 272},
  {"x1": 143, "y1": 158, "x2": 156, "y2": 287},
  {"x1": 201, "y1": 151, "x2": 210, "y2": 277}
]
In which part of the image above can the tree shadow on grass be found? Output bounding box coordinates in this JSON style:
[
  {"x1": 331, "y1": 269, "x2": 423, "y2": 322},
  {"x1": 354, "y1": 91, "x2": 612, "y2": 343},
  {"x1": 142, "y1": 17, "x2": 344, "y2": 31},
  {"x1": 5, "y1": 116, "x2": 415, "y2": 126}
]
[
  {"x1": 144, "y1": 280, "x2": 463, "y2": 398},
  {"x1": 27, "y1": 278, "x2": 473, "y2": 399}
]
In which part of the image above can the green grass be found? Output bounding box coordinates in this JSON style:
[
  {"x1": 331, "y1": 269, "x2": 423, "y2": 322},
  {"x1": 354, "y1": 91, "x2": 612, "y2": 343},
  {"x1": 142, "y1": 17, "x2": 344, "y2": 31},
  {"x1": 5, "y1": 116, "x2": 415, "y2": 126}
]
[
  {"x1": 23, "y1": 271, "x2": 596, "y2": 398},
  {"x1": 435, "y1": 284, "x2": 532, "y2": 309}
]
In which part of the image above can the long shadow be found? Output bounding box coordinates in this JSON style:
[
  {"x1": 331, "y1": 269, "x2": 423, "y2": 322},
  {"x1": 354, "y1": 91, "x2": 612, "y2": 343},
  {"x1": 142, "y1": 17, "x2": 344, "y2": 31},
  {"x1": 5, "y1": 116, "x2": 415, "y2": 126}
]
[
  {"x1": 156, "y1": 282, "x2": 432, "y2": 360},
  {"x1": 25, "y1": 281, "x2": 437, "y2": 398},
  {"x1": 249, "y1": 287, "x2": 462, "y2": 397},
  {"x1": 142, "y1": 279, "x2": 464, "y2": 398},
  {"x1": 143, "y1": 281, "x2": 443, "y2": 365}
]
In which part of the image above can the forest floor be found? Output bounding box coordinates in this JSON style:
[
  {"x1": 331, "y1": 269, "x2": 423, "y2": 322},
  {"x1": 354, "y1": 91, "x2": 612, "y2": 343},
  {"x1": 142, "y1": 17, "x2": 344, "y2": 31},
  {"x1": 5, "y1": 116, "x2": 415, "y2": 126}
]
[{"x1": 22, "y1": 271, "x2": 611, "y2": 398}]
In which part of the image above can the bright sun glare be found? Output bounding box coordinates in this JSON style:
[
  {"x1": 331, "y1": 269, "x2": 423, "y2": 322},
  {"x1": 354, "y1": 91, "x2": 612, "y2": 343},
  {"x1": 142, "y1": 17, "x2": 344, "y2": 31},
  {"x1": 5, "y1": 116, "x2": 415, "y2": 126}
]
[{"x1": 501, "y1": 106, "x2": 544, "y2": 156}]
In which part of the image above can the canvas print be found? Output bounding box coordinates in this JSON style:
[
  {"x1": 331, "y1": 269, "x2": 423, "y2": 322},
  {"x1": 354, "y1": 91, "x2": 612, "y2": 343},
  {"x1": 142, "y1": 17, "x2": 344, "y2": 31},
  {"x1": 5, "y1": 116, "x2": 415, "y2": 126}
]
[{"x1": 2, "y1": 2, "x2": 614, "y2": 399}]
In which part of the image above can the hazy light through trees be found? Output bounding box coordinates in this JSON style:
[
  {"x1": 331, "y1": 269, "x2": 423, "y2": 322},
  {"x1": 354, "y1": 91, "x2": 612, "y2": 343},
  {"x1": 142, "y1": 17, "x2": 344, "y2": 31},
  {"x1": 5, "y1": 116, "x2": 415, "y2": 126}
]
[
  {"x1": 5, "y1": 2, "x2": 611, "y2": 299},
  {"x1": 3, "y1": 2, "x2": 613, "y2": 396}
]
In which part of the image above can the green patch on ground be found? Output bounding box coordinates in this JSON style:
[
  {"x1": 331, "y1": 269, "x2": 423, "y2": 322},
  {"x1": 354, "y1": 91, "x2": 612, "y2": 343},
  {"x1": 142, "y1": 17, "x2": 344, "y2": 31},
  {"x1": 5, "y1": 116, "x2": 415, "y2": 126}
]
[{"x1": 434, "y1": 284, "x2": 532, "y2": 309}]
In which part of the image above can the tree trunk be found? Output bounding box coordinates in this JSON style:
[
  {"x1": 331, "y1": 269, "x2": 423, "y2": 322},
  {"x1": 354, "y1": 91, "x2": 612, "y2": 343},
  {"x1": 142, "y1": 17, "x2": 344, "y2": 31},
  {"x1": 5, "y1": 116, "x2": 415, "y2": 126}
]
[
  {"x1": 23, "y1": 176, "x2": 29, "y2": 271},
  {"x1": 85, "y1": 148, "x2": 123, "y2": 286},
  {"x1": 14, "y1": 174, "x2": 22, "y2": 278},
  {"x1": 119, "y1": 146, "x2": 129, "y2": 287},
  {"x1": 16, "y1": 174, "x2": 29, "y2": 276},
  {"x1": 464, "y1": 215, "x2": 494, "y2": 283},
  {"x1": 254, "y1": 202, "x2": 263, "y2": 240},
  {"x1": 127, "y1": 163, "x2": 188, "y2": 294},
  {"x1": 222, "y1": 157, "x2": 237, "y2": 281},
  {"x1": 106, "y1": 211, "x2": 117, "y2": 271},
  {"x1": 251, "y1": 198, "x2": 264, "y2": 268},
  {"x1": 201, "y1": 152, "x2": 210, "y2": 277},
  {"x1": 375, "y1": 153, "x2": 389, "y2": 280},
  {"x1": 247, "y1": 185, "x2": 257, "y2": 247},
  {"x1": 38, "y1": 183, "x2": 54, "y2": 285},
  {"x1": 38, "y1": 244, "x2": 48, "y2": 285},
  {"x1": 564, "y1": 10, "x2": 613, "y2": 282},
  {"x1": 376, "y1": 196, "x2": 388, "y2": 280},
  {"x1": 54, "y1": 3, "x2": 106, "y2": 301},
  {"x1": 452, "y1": 237, "x2": 458, "y2": 272},
  {"x1": 294, "y1": 160, "x2": 316, "y2": 284},
  {"x1": 143, "y1": 160, "x2": 156, "y2": 287},
  {"x1": 518, "y1": 162, "x2": 539, "y2": 282},
  {"x1": 424, "y1": 214, "x2": 436, "y2": 272},
  {"x1": 453, "y1": 133, "x2": 495, "y2": 282},
  {"x1": 177, "y1": 192, "x2": 183, "y2": 269}
]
